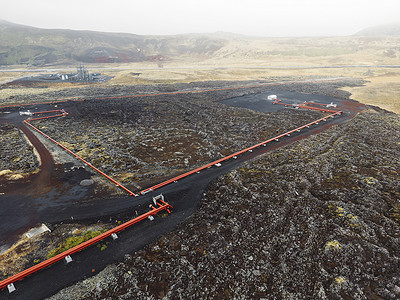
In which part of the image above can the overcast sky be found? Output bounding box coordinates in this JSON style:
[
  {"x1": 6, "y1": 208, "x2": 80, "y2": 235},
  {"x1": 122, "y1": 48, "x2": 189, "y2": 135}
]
[{"x1": 1, "y1": 0, "x2": 399, "y2": 36}]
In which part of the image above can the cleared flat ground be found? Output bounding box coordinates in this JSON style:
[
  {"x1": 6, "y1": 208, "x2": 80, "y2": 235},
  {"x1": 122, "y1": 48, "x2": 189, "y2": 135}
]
[
  {"x1": 1, "y1": 35, "x2": 399, "y2": 112},
  {"x1": 2, "y1": 66, "x2": 399, "y2": 115}
]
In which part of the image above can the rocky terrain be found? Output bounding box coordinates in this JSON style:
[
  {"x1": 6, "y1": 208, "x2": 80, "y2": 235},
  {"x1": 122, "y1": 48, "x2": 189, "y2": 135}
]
[
  {"x1": 48, "y1": 109, "x2": 400, "y2": 299},
  {"x1": 1, "y1": 17, "x2": 399, "y2": 299},
  {"x1": 32, "y1": 88, "x2": 322, "y2": 189},
  {"x1": 15, "y1": 78, "x2": 360, "y2": 192},
  {"x1": 3, "y1": 77, "x2": 398, "y2": 299},
  {"x1": 0, "y1": 78, "x2": 291, "y2": 106},
  {"x1": 0, "y1": 123, "x2": 39, "y2": 180},
  {"x1": 0, "y1": 79, "x2": 361, "y2": 274}
]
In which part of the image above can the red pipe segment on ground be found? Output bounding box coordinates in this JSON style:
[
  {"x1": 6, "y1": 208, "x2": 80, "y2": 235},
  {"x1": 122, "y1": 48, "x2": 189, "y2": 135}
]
[
  {"x1": 273, "y1": 99, "x2": 339, "y2": 114},
  {"x1": 26, "y1": 113, "x2": 69, "y2": 122},
  {"x1": 140, "y1": 110, "x2": 342, "y2": 194},
  {"x1": 32, "y1": 110, "x2": 65, "y2": 115},
  {"x1": 24, "y1": 114, "x2": 137, "y2": 196},
  {"x1": 0, "y1": 95, "x2": 343, "y2": 291},
  {"x1": 272, "y1": 101, "x2": 293, "y2": 107},
  {"x1": 302, "y1": 101, "x2": 329, "y2": 107},
  {"x1": 0, "y1": 200, "x2": 173, "y2": 290},
  {"x1": 297, "y1": 104, "x2": 338, "y2": 114},
  {"x1": 22, "y1": 103, "x2": 341, "y2": 197}
]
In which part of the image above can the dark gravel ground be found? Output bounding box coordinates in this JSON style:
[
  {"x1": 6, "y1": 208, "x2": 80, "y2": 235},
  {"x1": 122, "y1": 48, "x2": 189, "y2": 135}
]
[
  {"x1": 48, "y1": 111, "x2": 400, "y2": 300},
  {"x1": 31, "y1": 89, "x2": 323, "y2": 188},
  {"x1": 4, "y1": 77, "x2": 396, "y2": 299},
  {"x1": 0, "y1": 123, "x2": 39, "y2": 175},
  {"x1": 39, "y1": 79, "x2": 400, "y2": 300}
]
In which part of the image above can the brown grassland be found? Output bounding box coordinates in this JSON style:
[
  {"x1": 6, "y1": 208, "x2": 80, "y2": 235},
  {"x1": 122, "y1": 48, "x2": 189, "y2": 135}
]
[{"x1": 1, "y1": 35, "x2": 399, "y2": 112}]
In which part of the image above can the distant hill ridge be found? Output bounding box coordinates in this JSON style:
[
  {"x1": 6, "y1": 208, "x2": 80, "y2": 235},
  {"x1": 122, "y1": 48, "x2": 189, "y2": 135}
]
[
  {"x1": 1, "y1": 19, "x2": 399, "y2": 66},
  {"x1": 355, "y1": 23, "x2": 400, "y2": 36},
  {"x1": 0, "y1": 19, "x2": 227, "y2": 66}
]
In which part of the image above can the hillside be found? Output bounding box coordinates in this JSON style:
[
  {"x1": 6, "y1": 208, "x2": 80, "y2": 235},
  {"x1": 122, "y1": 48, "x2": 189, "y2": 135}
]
[
  {"x1": 356, "y1": 22, "x2": 400, "y2": 36},
  {"x1": 1, "y1": 20, "x2": 400, "y2": 67},
  {"x1": 0, "y1": 20, "x2": 227, "y2": 65}
]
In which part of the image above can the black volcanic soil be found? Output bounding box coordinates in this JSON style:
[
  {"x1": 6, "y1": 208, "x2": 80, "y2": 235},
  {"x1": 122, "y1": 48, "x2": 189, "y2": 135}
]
[
  {"x1": 3, "y1": 78, "x2": 396, "y2": 300},
  {"x1": 0, "y1": 80, "x2": 333, "y2": 270},
  {"x1": 49, "y1": 110, "x2": 400, "y2": 300},
  {"x1": 20, "y1": 79, "x2": 395, "y2": 299},
  {"x1": 32, "y1": 92, "x2": 325, "y2": 188},
  {"x1": 0, "y1": 122, "x2": 39, "y2": 175}
]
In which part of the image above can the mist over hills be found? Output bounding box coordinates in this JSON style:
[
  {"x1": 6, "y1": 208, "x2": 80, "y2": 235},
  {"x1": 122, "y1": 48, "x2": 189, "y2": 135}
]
[
  {"x1": 0, "y1": 20, "x2": 227, "y2": 66},
  {"x1": 0, "y1": 19, "x2": 399, "y2": 66},
  {"x1": 355, "y1": 22, "x2": 400, "y2": 36}
]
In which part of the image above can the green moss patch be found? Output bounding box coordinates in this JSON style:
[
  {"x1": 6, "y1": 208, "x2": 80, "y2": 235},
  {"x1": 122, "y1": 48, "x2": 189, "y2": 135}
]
[{"x1": 47, "y1": 230, "x2": 106, "y2": 258}]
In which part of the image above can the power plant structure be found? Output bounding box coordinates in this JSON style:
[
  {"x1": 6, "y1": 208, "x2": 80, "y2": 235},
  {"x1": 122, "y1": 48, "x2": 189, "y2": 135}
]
[
  {"x1": 40, "y1": 65, "x2": 104, "y2": 82},
  {"x1": 76, "y1": 64, "x2": 90, "y2": 81}
]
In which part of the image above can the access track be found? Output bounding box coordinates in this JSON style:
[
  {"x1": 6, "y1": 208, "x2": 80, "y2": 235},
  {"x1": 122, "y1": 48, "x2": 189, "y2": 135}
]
[
  {"x1": 140, "y1": 109, "x2": 342, "y2": 194},
  {"x1": 0, "y1": 196, "x2": 172, "y2": 291},
  {"x1": 0, "y1": 95, "x2": 343, "y2": 294},
  {"x1": 20, "y1": 107, "x2": 343, "y2": 197},
  {"x1": 23, "y1": 110, "x2": 137, "y2": 196}
]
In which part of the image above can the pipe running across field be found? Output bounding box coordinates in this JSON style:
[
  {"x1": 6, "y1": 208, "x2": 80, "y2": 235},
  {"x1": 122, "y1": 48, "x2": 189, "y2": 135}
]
[
  {"x1": 0, "y1": 198, "x2": 173, "y2": 290},
  {"x1": 272, "y1": 99, "x2": 338, "y2": 113},
  {"x1": 23, "y1": 110, "x2": 137, "y2": 196},
  {"x1": 140, "y1": 109, "x2": 343, "y2": 194},
  {"x1": 0, "y1": 98, "x2": 343, "y2": 292},
  {"x1": 21, "y1": 106, "x2": 342, "y2": 197}
]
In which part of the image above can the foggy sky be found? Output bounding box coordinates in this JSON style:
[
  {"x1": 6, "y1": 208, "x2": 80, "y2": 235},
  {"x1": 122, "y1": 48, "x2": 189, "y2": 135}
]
[{"x1": 1, "y1": 0, "x2": 399, "y2": 36}]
